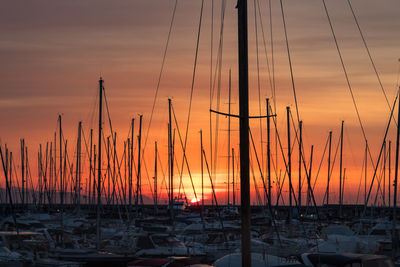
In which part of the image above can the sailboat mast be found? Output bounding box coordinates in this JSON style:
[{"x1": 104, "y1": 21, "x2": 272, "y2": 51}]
[
  {"x1": 266, "y1": 99, "x2": 271, "y2": 206},
  {"x1": 107, "y1": 136, "x2": 110, "y2": 205},
  {"x1": 227, "y1": 69, "x2": 231, "y2": 206},
  {"x1": 200, "y1": 130, "x2": 204, "y2": 225},
  {"x1": 130, "y1": 118, "x2": 134, "y2": 210},
  {"x1": 287, "y1": 106, "x2": 292, "y2": 221},
  {"x1": 38, "y1": 146, "x2": 42, "y2": 205},
  {"x1": 136, "y1": 114, "x2": 143, "y2": 216},
  {"x1": 112, "y1": 133, "x2": 116, "y2": 205},
  {"x1": 89, "y1": 129, "x2": 93, "y2": 205},
  {"x1": 21, "y1": 139, "x2": 25, "y2": 206},
  {"x1": 62, "y1": 140, "x2": 67, "y2": 206},
  {"x1": 76, "y1": 121, "x2": 82, "y2": 210},
  {"x1": 49, "y1": 142, "x2": 53, "y2": 206},
  {"x1": 298, "y1": 121, "x2": 302, "y2": 207},
  {"x1": 59, "y1": 115, "x2": 63, "y2": 206},
  {"x1": 237, "y1": 0, "x2": 251, "y2": 265},
  {"x1": 393, "y1": 89, "x2": 400, "y2": 255},
  {"x1": 384, "y1": 141, "x2": 387, "y2": 206},
  {"x1": 364, "y1": 140, "x2": 367, "y2": 204},
  {"x1": 25, "y1": 147, "x2": 28, "y2": 204},
  {"x1": 9, "y1": 152, "x2": 13, "y2": 205},
  {"x1": 342, "y1": 167, "x2": 346, "y2": 206},
  {"x1": 154, "y1": 141, "x2": 158, "y2": 213},
  {"x1": 93, "y1": 145, "x2": 96, "y2": 207},
  {"x1": 389, "y1": 141, "x2": 391, "y2": 208},
  {"x1": 97, "y1": 77, "x2": 103, "y2": 250},
  {"x1": 327, "y1": 131, "x2": 332, "y2": 205},
  {"x1": 54, "y1": 131, "x2": 56, "y2": 205},
  {"x1": 232, "y1": 147, "x2": 235, "y2": 206},
  {"x1": 339, "y1": 120, "x2": 344, "y2": 217},
  {"x1": 123, "y1": 141, "x2": 127, "y2": 205},
  {"x1": 168, "y1": 98, "x2": 174, "y2": 220},
  {"x1": 307, "y1": 146, "x2": 314, "y2": 207}
]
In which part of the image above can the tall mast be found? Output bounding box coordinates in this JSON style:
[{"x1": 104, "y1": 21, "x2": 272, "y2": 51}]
[
  {"x1": 76, "y1": 121, "x2": 82, "y2": 210},
  {"x1": 25, "y1": 147, "x2": 28, "y2": 204},
  {"x1": 136, "y1": 115, "x2": 143, "y2": 217},
  {"x1": 237, "y1": 0, "x2": 251, "y2": 265},
  {"x1": 327, "y1": 131, "x2": 332, "y2": 205},
  {"x1": 49, "y1": 142, "x2": 53, "y2": 206},
  {"x1": 106, "y1": 136, "x2": 110, "y2": 205},
  {"x1": 339, "y1": 120, "x2": 344, "y2": 217},
  {"x1": 384, "y1": 141, "x2": 387, "y2": 206},
  {"x1": 112, "y1": 133, "x2": 116, "y2": 205},
  {"x1": 168, "y1": 99, "x2": 174, "y2": 220},
  {"x1": 5, "y1": 147, "x2": 9, "y2": 204},
  {"x1": 393, "y1": 89, "x2": 400, "y2": 256},
  {"x1": 93, "y1": 145, "x2": 96, "y2": 207},
  {"x1": 342, "y1": 168, "x2": 346, "y2": 206},
  {"x1": 298, "y1": 121, "x2": 302, "y2": 207},
  {"x1": 54, "y1": 131, "x2": 56, "y2": 205},
  {"x1": 89, "y1": 129, "x2": 93, "y2": 205},
  {"x1": 130, "y1": 118, "x2": 134, "y2": 210},
  {"x1": 44, "y1": 143, "x2": 49, "y2": 205},
  {"x1": 154, "y1": 141, "x2": 158, "y2": 213},
  {"x1": 266, "y1": 99, "x2": 272, "y2": 206},
  {"x1": 123, "y1": 141, "x2": 127, "y2": 205},
  {"x1": 287, "y1": 106, "x2": 292, "y2": 221},
  {"x1": 200, "y1": 130, "x2": 204, "y2": 226},
  {"x1": 63, "y1": 141, "x2": 67, "y2": 205},
  {"x1": 307, "y1": 146, "x2": 314, "y2": 208},
  {"x1": 127, "y1": 138, "x2": 131, "y2": 207},
  {"x1": 227, "y1": 69, "x2": 231, "y2": 206},
  {"x1": 20, "y1": 139, "x2": 25, "y2": 206},
  {"x1": 97, "y1": 77, "x2": 103, "y2": 250},
  {"x1": 364, "y1": 140, "x2": 367, "y2": 204},
  {"x1": 38, "y1": 146, "x2": 42, "y2": 205},
  {"x1": 10, "y1": 152, "x2": 13, "y2": 205},
  {"x1": 389, "y1": 141, "x2": 391, "y2": 208},
  {"x1": 232, "y1": 147, "x2": 235, "y2": 206},
  {"x1": 91, "y1": 147, "x2": 97, "y2": 205},
  {"x1": 59, "y1": 115, "x2": 63, "y2": 206}
]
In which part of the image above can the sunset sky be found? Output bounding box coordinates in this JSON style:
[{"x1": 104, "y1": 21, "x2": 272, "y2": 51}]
[{"x1": 0, "y1": 0, "x2": 399, "y2": 206}]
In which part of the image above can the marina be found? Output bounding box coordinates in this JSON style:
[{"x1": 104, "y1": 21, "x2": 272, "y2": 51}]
[{"x1": 1, "y1": 0, "x2": 400, "y2": 266}]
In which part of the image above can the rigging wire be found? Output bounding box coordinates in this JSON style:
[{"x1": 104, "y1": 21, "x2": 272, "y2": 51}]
[
  {"x1": 256, "y1": 0, "x2": 273, "y2": 103},
  {"x1": 347, "y1": 0, "x2": 393, "y2": 119},
  {"x1": 280, "y1": 0, "x2": 300, "y2": 123},
  {"x1": 254, "y1": 0, "x2": 264, "y2": 172},
  {"x1": 373, "y1": 141, "x2": 388, "y2": 205},
  {"x1": 321, "y1": 0, "x2": 375, "y2": 169},
  {"x1": 178, "y1": 0, "x2": 204, "y2": 199},
  {"x1": 182, "y1": 0, "x2": 204, "y2": 150},
  {"x1": 202, "y1": 147, "x2": 227, "y2": 241},
  {"x1": 209, "y1": 0, "x2": 214, "y2": 199},
  {"x1": 322, "y1": 134, "x2": 340, "y2": 205},
  {"x1": 250, "y1": 153, "x2": 263, "y2": 206},
  {"x1": 268, "y1": 0, "x2": 279, "y2": 176},
  {"x1": 363, "y1": 94, "x2": 398, "y2": 211},
  {"x1": 355, "y1": 150, "x2": 365, "y2": 204},
  {"x1": 142, "y1": 0, "x2": 178, "y2": 155},
  {"x1": 171, "y1": 104, "x2": 199, "y2": 203},
  {"x1": 211, "y1": 0, "x2": 227, "y2": 191},
  {"x1": 373, "y1": 151, "x2": 386, "y2": 206},
  {"x1": 311, "y1": 133, "x2": 330, "y2": 192},
  {"x1": 103, "y1": 89, "x2": 131, "y2": 207}
]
